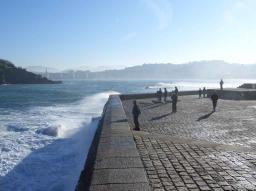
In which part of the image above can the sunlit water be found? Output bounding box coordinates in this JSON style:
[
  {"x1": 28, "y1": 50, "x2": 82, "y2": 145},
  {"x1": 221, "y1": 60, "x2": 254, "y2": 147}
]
[{"x1": 0, "y1": 79, "x2": 255, "y2": 191}]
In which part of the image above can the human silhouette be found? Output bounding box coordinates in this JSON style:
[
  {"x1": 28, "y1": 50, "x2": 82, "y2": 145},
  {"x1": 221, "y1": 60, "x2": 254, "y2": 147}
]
[
  {"x1": 175, "y1": 86, "x2": 178, "y2": 95},
  {"x1": 203, "y1": 87, "x2": 206, "y2": 98},
  {"x1": 164, "y1": 88, "x2": 168, "y2": 102},
  {"x1": 132, "y1": 100, "x2": 141, "y2": 131},
  {"x1": 220, "y1": 79, "x2": 224, "y2": 90},
  {"x1": 157, "y1": 88, "x2": 163, "y2": 102},
  {"x1": 156, "y1": 89, "x2": 159, "y2": 101},
  {"x1": 211, "y1": 92, "x2": 219, "y2": 112},
  {"x1": 199, "y1": 88, "x2": 202, "y2": 98},
  {"x1": 171, "y1": 93, "x2": 178, "y2": 112}
]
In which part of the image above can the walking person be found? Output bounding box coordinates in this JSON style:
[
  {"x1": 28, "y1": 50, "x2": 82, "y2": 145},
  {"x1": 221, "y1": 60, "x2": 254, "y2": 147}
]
[
  {"x1": 203, "y1": 87, "x2": 206, "y2": 98},
  {"x1": 211, "y1": 92, "x2": 219, "y2": 112},
  {"x1": 171, "y1": 93, "x2": 178, "y2": 112},
  {"x1": 164, "y1": 88, "x2": 168, "y2": 102},
  {"x1": 199, "y1": 88, "x2": 202, "y2": 98},
  {"x1": 132, "y1": 100, "x2": 141, "y2": 131}
]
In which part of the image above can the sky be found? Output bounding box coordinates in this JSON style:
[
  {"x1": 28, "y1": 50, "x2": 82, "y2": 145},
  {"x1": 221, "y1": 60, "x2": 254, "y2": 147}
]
[{"x1": 0, "y1": 0, "x2": 256, "y2": 70}]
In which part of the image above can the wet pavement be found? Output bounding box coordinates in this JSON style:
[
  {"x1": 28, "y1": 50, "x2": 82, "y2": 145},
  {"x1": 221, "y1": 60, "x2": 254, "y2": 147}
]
[{"x1": 122, "y1": 96, "x2": 256, "y2": 190}]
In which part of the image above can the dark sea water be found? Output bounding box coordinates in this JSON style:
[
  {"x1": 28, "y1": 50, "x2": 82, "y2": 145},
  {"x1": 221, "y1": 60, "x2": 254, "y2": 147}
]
[{"x1": 0, "y1": 79, "x2": 255, "y2": 191}]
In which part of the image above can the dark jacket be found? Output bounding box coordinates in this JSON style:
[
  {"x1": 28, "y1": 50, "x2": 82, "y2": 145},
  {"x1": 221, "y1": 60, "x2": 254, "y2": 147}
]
[
  {"x1": 171, "y1": 94, "x2": 177, "y2": 103},
  {"x1": 132, "y1": 104, "x2": 141, "y2": 117},
  {"x1": 164, "y1": 89, "x2": 167, "y2": 96},
  {"x1": 211, "y1": 94, "x2": 218, "y2": 102}
]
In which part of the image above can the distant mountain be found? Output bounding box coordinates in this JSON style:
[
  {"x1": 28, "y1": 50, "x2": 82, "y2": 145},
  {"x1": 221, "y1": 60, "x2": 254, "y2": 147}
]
[
  {"x1": 0, "y1": 59, "x2": 61, "y2": 84},
  {"x1": 46, "y1": 60, "x2": 256, "y2": 80},
  {"x1": 74, "y1": 65, "x2": 125, "y2": 72}
]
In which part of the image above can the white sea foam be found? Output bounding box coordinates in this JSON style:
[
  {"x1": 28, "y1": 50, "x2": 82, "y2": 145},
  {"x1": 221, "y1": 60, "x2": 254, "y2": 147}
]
[
  {"x1": 0, "y1": 91, "x2": 118, "y2": 191},
  {"x1": 146, "y1": 79, "x2": 256, "y2": 91}
]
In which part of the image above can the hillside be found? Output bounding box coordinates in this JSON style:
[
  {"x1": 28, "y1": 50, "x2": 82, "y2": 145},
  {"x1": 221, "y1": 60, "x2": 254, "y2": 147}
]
[
  {"x1": 0, "y1": 59, "x2": 60, "y2": 84},
  {"x1": 46, "y1": 60, "x2": 256, "y2": 80}
]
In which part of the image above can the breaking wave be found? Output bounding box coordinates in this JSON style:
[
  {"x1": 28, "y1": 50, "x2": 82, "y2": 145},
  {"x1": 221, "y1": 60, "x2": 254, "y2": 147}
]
[
  {"x1": 6, "y1": 125, "x2": 29, "y2": 132},
  {"x1": 0, "y1": 91, "x2": 119, "y2": 191}
]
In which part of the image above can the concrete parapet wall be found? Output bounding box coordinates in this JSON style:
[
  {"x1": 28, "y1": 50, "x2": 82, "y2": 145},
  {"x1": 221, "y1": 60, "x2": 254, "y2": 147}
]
[
  {"x1": 207, "y1": 88, "x2": 256, "y2": 100},
  {"x1": 120, "y1": 90, "x2": 198, "y2": 100},
  {"x1": 76, "y1": 95, "x2": 150, "y2": 191}
]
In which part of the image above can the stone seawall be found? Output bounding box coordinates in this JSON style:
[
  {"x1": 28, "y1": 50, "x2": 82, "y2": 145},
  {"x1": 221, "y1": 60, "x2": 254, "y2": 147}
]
[
  {"x1": 76, "y1": 95, "x2": 150, "y2": 191},
  {"x1": 207, "y1": 88, "x2": 256, "y2": 100},
  {"x1": 76, "y1": 91, "x2": 199, "y2": 191},
  {"x1": 77, "y1": 91, "x2": 256, "y2": 190},
  {"x1": 120, "y1": 90, "x2": 198, "y2": 100}
]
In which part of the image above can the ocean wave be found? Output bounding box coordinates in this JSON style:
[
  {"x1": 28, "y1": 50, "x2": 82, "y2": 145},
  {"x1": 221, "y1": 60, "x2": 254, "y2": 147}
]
[
  {"x1": 6, "y1": 125, "x2": 29, "y2": 132},
  {"x1": 146, "y1": 80, "x2": 245, "y2": 91},
  {"x1": 36, "y1": 126, "x2": 59, "y2": 137},
  {"x1": 146, "y1": 82, "x2": 174, "y2": 89},
  {"x1": 0, "y1": 90, "x2": 117, "y2": 191}
]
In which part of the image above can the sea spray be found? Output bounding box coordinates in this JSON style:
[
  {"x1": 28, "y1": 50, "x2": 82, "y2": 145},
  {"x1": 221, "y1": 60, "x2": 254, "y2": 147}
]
[
  {"x1": 0, "y1": 91, "x2": 119, "y2": 191},
  {"x1": 146, "y1": 79, "x2": 256, "y2": 91}
]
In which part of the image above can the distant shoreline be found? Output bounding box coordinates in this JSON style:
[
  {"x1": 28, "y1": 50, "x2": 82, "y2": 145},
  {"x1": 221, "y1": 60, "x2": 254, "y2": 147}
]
[{"x1": 0, "y1": 81, "x2": 62, "y2": 85}]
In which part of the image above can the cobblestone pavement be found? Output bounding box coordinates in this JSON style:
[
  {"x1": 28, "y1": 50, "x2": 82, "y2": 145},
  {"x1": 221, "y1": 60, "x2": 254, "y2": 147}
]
[
  {"x1": 123, "y1": 96, "x2": 256, "y2": 148},
  {"x1": 122, "y1": 96, "x2": 256, "y2": 190}
]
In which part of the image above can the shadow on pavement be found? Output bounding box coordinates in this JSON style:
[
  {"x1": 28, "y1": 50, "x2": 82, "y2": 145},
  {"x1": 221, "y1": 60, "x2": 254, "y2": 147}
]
[
  {"x1": 150, "y1": 113, "x2": 171, "y2": 121},
  {"x1": 197, "y1": 111, "x2": 214, "y2": 121},
  {"x1": 112, "y1": 119, "x2": 128, "y2": 123}
]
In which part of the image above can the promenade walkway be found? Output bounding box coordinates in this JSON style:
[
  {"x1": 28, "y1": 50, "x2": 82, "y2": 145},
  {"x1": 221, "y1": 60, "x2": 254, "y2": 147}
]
[{"x1": 123, "y1": 96, "x2": 256, "y2": 190}]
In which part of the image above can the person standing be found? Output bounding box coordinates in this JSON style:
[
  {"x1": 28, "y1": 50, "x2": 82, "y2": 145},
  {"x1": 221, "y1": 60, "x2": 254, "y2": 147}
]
[
  {"x1": 159, "y1": 88, "x2": 163, "y2": 102},
  {"x1": 171, "y1": 93, "x2": 178, "y2": 112},
  {"x1": 203, "y1": 87, "x2": 206, "y2": 98},
  {"x1": 175, "y1": 86, "x2": 178, "y2": 95},
  {"x1": 199, "y1": 88, "x2": 202, "y2": 98},
  {"x1": 220, "y1": 79, "x2": 224, "y2": 90},
  {"x1": 164, "y1": 88, "x2": 168, "y2": 102},
  {"x1": 132, "y1": 100, "x2": 141, "y2": 131},
  {"x1": 211, "y1": 92, "x2": 219, "y2": 112}
]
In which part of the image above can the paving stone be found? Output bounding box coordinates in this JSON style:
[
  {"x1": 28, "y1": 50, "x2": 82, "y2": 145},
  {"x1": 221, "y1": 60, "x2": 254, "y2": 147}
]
[
  {"x1": 94, "y1": 157, "x2": 143, "y2": 169},
  {"x1": 91, "y1": 167, "x2": 148, "y2": 185},
  {"x1": 122, "y1": 96, "x2": 256, "y2": 190},
  {"x1": 90, "y1": 183, "x2": 151, "y2": 191}
]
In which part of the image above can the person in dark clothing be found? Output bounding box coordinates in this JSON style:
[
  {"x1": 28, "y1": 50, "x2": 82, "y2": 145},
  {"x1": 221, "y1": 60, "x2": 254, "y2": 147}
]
[
  {"x1": 211, "y1": 92, "x2": 219, "y2": 112},
  {"x1": 156, "y1": 89, "x2": 160, "y2": 101},
  {"x1": 132, "y1": 100, "x2": 141, "y2": 131},
  {"x1": 203, "y1": 87, "x2": 206, "y2": 98},
  {"x1": 220, "y1": 79, "x2": 224, "y2": 90},
  {"x1": 158, "y1": 88, "x2": 162, "y2": 102},
  {"x1": 164, "y1": 88, "x2": 168, "y2": 102},
  {"x1": 171, "y1": 93, "x2": 178, "y2": 112},
  {"x1": 199, "y1": 88, "x2": 202, "y2": 98},
  {"x1": 175, "y1": 86, "x2": 178, "y2": 95}
]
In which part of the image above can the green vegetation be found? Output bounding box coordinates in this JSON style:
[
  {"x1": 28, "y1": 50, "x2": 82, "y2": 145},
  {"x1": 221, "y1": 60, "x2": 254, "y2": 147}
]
[{"x1": 0, "y1": 59, "x2": 60, "y2": 84}]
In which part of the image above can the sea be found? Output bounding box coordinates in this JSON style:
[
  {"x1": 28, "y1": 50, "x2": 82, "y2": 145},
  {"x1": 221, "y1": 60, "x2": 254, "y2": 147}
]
[{"x1": 0, "y1": 79, "x2": 256, "y2": 191}]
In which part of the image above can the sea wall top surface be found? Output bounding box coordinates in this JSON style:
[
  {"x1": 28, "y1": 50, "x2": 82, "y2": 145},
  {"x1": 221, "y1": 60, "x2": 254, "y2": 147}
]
[
  {"x1": 76, "y1": 95, "x2": 150, "y2": 191},
  {"x1": 76, "y1": 91, "x2": 256, "y2": 190}
]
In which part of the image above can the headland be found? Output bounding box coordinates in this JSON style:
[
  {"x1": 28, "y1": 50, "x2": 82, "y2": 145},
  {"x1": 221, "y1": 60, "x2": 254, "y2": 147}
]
[{"x1": 0, "y1": 59, "x2": 61, "y2": 84}]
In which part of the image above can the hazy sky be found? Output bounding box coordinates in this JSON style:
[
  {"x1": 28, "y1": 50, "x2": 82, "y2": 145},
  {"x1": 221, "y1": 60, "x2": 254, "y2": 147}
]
[{"x1": 1, "y1": 0, "x2": 256, "y2": 70}]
